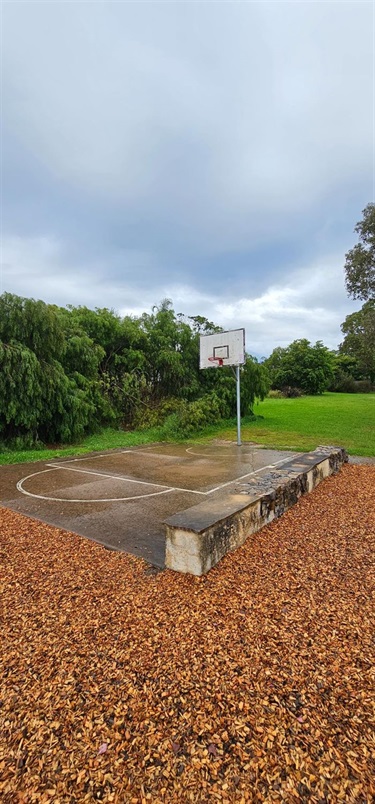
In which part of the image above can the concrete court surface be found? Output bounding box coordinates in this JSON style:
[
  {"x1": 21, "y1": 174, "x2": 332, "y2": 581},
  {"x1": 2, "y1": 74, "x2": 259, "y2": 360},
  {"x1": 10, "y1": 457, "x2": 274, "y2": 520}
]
[{"x1": 0, "y1": 443, "x2": 297, "y2": 567}]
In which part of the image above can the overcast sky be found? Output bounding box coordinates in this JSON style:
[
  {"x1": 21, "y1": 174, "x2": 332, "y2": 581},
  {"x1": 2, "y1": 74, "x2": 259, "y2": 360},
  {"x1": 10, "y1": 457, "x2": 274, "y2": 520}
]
[{"x1": 1, "y1": 0, "x2": 373, "y2": 358}]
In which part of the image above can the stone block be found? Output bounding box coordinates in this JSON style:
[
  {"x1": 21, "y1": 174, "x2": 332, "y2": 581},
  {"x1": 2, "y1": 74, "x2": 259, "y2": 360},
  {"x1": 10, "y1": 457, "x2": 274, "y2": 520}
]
[{"x1": 164, "y1": 446, "x2": 348, "y2": 575}]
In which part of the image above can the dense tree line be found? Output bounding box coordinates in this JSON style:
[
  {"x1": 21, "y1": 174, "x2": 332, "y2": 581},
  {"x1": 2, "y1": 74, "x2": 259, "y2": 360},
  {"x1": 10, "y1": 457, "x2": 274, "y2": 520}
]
[
  {"x1": 1, "y1": 207, "x2": 373, "y2": 447},
  {"x1": 0, "y1": 295, "x2": 269, "y2": 447},
  {"x1": 263, "y1": 331, "x2": 374, "y2": 396}
]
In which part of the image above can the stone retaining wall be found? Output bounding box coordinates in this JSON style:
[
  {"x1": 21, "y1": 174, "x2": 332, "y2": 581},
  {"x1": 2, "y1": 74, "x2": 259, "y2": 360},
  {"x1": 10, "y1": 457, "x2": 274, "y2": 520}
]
[{"x1": 165, "y1": 446, "x2": 348, "y2": 576}]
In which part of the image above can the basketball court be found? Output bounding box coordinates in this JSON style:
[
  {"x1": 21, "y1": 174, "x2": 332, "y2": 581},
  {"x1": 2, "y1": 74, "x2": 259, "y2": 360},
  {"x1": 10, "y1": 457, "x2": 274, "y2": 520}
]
[
  {"x1": 0, "y1": 442, "x2": 297, "y2": 567},
  {"x1": 0, "y1": 328, "x2": 303, "y2": 569}
]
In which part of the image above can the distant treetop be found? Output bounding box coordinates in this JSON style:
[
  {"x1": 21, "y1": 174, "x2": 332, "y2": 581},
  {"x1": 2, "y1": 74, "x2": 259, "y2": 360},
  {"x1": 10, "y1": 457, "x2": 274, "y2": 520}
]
[{"x1": 344, "y1": 203, "x2": 375, "y2": 301}]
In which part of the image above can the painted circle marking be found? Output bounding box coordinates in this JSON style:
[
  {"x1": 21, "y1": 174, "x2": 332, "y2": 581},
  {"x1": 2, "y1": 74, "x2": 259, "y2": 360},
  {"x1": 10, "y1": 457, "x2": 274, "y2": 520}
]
[
  {"x1": 16, "y1": 467, "x2": 175, "y2": 503},
  {"x1": 185, "y1": 446, "x2": 255, "y2": 459}
]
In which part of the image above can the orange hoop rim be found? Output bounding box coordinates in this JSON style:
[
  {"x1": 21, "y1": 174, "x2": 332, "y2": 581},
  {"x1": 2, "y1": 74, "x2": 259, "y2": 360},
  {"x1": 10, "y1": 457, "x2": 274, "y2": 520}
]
[{"x1": 208, "y1": 356, "x2": 224, "y2": 366}]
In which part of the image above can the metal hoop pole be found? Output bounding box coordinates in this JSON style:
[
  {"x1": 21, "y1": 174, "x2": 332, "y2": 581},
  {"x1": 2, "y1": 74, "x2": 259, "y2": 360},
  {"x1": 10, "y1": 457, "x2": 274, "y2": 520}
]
[{"x1": 236, "y1": 365, "x2": 241, "y2": 446}]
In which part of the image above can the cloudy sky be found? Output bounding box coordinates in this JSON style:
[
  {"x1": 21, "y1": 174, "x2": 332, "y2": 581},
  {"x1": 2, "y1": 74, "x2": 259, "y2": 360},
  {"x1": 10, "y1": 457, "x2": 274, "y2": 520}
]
[{"x1": 1, "y1": 0, "x2": 373, "y2": 357}]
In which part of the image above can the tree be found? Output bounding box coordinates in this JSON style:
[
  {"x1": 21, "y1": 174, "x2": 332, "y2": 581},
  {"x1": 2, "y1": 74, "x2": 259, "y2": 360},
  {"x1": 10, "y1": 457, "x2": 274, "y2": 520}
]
[
  {"x1": 140, "y1": 300, "x2": 201, "y2": 400},
  {"x1": 344, "y1": 204, "x2": 375, "y2": 301},
  {"x1": 339, "y1": 205, "x2": 375, "y2": 388},
  {"x1": 0, "y1": 292, "x2": 65, "y2": 361},
  {"x1": 240, "y1": 356, "x2": 270, "y2": 415},
  {"x1": 0, "y1": 291, "x2": 274, "y2": 446},
  {"x1": 261, "y1": 346, "x2": 284, "y2": 384},
  {"x1": 0, "y1": 293, "x2": 97, "y2": 444},
  {"x1": 64, "y1": 305, "x2": 149, "y2": 423},
  {"x1": 339, "y1": 300, "x2": 375, "y2": 383},
  {"x1": 187, "y1": 315, "x2": 222, "y2": 335},
  {"x1": 264, "y1": 340, "x2": 334, "y2": 395}
]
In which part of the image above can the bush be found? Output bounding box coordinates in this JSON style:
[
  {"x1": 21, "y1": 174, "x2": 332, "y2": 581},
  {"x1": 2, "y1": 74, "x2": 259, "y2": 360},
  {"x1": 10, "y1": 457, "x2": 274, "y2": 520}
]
[
  {"x1": 329, "y1": 372, "x2": 375, "y2": 393},
  {"x1": 0, "y1": 434, "x2": 45, "y2": 451},
  {"x1": 353, "y1": 380, "x2": 375, "y2": 393},
  {"x1": 160, "y1": 392, "x2": 224, "y2": 439},
  {"x1": 281, "y1": 386, "x2": 304, "y2": 398},
  {"x1": 132, "y1": 398, "x2": 185, "y2": 430},
  {"x1": 329, "y1": 371, "x2": 357, "y2": 393},
  {"x1": 267, "y1": 389, "x2": 283, "y2": 399}
]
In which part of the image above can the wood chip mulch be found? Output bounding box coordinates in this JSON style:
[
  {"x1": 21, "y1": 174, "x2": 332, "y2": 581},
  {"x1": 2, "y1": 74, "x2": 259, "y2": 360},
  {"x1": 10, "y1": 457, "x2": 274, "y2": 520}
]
[{"x1": 0, "y1": 464, "x2": 374, "y2": 803}]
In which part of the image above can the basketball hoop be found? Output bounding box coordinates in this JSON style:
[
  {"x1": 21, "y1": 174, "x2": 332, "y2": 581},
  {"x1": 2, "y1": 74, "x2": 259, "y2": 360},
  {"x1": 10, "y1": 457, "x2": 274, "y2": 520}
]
[
  {"x1": 199, "y1": 328, "x2": 245, "y2": 446},
  {"x1": 208, "y1": 356, "x2": 224, "y2": 367}
]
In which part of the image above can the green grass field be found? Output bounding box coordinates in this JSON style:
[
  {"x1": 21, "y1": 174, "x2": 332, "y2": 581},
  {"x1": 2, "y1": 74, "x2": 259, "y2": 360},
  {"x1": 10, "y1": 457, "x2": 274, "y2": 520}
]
[
  {"x1": 0, "y1": 393, "x2": 374, "y2": 465},
  {"x1": 221, "y1": 393, "x2": 375, "y2": 456}
]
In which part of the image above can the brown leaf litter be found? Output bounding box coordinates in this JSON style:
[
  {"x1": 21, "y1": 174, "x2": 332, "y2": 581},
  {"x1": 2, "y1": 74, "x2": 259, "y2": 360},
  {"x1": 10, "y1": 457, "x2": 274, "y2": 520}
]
[{"x1": 0, "y1": 464, "x2": 374, "y2": 803}]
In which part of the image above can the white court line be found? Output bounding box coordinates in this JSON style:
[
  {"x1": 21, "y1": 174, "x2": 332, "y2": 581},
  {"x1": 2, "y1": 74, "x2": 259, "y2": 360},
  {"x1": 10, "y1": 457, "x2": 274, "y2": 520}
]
[
  {"x1": 46, "y1": 463, "x2": 172, "y2": 489},
  {"x1": 120, "y1": 446, "x2": 162, "y2": 453},
  {"x1": 46, "y1": 464, "x2": 206, "y2": 495},
  {"x1": 16, "y1": 467, "x2": 177, "y2": 503},
  {"x1": 49, "y1": 446, "x2": 170, "y2": 467},
  {"x1": 120, "y1": 448, "x2": 176, "y2": 458},
  {"x1": 49, "y1": 451, "x2": 134, "y2": 466},
  {"x1": 205, "y1": 453, "x2": 299, "y2": 494},
  {"x1": 185, "y1": 446, "x2": 227, "y2": 458},
  {"x1": 48, "y1": 452, "x2": 299, "y2": 496},
  {"x1": 16, "y1": 452, "x2": 300, "y2": 505},
  {"x1": 184, "y1": 446, "x2": 259, "y2": 458}
]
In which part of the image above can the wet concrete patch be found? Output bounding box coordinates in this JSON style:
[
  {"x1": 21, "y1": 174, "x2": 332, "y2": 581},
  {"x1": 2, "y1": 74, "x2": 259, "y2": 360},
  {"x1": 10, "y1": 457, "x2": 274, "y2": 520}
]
[
  {"x1": 165, "y1": 446, "x2": 348, "y2": 575},
  {"x1": 0, "y1": 444, "x2": 296, "y2": 567}
]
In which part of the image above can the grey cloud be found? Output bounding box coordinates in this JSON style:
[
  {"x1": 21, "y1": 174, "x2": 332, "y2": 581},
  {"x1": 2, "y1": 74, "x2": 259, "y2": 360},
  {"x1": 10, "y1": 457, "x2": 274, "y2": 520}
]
[
  {"x1": 1, "y1": 234, "x2": 359, "y2": 359},
  {"x1": 1, "y1": 1, "x2": 371, "y2": 356},
  {"x1": 3, "y1": 2, "x2": 371, "y2": 244}
]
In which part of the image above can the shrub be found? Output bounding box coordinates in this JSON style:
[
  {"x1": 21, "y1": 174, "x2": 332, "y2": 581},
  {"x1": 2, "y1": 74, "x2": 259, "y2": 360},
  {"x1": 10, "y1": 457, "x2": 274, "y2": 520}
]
[
  {"x1": 329, "y1": 372, "x2": 375, "y2": 393},
  {"x1": 160, "y1": 392, "x2": 224, "y2": 439},
  {"x1": 132, "y1": 397, "x2": 185, "y2": 430},
  {"x1": 281, "y1": 386, "x2": 304, "y2": 398},
  {"x1": 268, "y1": 389, "x2": 283, "y2": 399},
  {"x1": 329, "y1": 371, "x2": 357, "y2": 393},
  {"x1": 353, "y1": 380, "x2": 375, "y2": 393}
]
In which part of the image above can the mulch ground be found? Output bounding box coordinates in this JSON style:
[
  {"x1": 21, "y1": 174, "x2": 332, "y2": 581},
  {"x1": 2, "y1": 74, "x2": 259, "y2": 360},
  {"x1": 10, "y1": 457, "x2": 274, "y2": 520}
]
[{"x1": 0, "y1": 464, "x2": 374, "y2": 804}]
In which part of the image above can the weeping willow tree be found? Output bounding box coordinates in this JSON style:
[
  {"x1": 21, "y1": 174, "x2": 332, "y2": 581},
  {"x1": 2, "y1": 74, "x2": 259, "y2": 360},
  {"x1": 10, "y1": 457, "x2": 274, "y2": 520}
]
[
  {"x1": 0, "y1": 292, "x2": 271, "y2": 447},
  {"x1": 0, "y1": 293, "x2": 97, "y2": 445}
]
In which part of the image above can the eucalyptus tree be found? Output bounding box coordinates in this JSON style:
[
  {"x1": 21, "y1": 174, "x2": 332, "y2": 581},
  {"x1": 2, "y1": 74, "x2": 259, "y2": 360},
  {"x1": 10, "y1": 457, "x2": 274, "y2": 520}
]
[{"x1": 344, "y1": 204, "x2": 375, "y2": 301}]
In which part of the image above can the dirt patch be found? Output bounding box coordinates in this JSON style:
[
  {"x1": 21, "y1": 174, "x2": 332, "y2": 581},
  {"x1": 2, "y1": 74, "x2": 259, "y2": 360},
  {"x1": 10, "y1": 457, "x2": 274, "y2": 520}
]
[{"x1": 0, "y1": 464, "x2": 374, "y2": 802}]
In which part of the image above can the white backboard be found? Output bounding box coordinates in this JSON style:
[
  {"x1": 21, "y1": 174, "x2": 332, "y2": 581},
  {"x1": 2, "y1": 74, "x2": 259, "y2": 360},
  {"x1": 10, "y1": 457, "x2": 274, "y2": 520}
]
[{"x1": 199, "y1": 328, "x2": 245, "y2": 369}]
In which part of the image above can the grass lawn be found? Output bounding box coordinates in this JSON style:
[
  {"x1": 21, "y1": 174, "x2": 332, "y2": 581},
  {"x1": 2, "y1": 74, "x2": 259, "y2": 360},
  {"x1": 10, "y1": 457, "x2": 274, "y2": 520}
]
[
  {"x1": 0, "y1": 426, "x2": 166, "y2": 465},
  {"x1": 228, "y1": 392, "x2": 375, "y2": 456},
  {"x1": 0, "y1": 393, "x2": 374, "y2": 465}
]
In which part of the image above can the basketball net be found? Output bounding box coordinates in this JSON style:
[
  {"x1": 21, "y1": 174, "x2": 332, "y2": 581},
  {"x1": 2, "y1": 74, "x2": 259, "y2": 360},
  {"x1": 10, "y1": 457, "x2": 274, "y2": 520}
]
[{"x1": 208, "y1": 356, "x2": 224, "y2": 367}]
